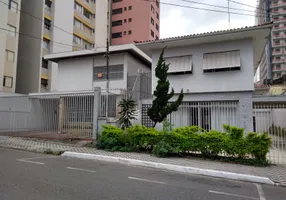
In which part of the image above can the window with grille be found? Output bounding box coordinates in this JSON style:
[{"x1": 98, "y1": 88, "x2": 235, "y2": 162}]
[
  {"x1": 164, "y1": 55, "x2": 192, "y2": 74},
  {"x1": 203, "y1": 50, "x2": 241, "y2": 72},
  {"x1": 93, "y1": 65, "x2": 124, "y2": 81}
]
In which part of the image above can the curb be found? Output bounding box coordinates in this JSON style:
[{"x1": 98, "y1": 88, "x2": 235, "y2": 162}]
[{"x1": 62, "y1": 151, "x2": 275, "y2": 185}]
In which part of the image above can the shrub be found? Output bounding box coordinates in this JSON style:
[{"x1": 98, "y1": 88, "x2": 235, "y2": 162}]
[
  {"x1": 97, "y1": 124, "x2": 272, "y2": 165},
  {"x1": 246, "y1": 132, "x2": 272, "y2": 160}
]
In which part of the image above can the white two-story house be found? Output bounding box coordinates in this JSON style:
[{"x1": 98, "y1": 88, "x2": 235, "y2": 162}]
[{"x1": 136, "y1": 23, "x2": 272, "y2": 132}]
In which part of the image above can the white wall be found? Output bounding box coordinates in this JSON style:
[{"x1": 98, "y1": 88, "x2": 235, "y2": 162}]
[
  {"x1": 151, "y1": 39, "x2": 254, "y2": 93},
  {"x1": 126, "y1": 54, "x2": 151, "y2": 76},
  {"x1": 95, "y1": 0, "x2": 108, "y2": 47},
  {"x1": 49, "y1": 0, "x2": 74, "y2": 91},
  {"x1": 57, "y1": 57, "x2": 93, "y2": 91},
  {"x1": 0, "y1": 0, "x2": 9, "y2": 92}
]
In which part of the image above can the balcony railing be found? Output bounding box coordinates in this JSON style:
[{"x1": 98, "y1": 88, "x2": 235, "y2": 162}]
[
  {"x1": 271, "y1": 2, "x2": 286, "y2": 8},
  {"x1": 45, "y1": 7, "x2": 52, "y2": 18}
]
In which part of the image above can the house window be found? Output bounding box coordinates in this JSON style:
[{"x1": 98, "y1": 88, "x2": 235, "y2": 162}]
[
  {"x1": 7, "y1": 24, "x2": 16, "y2": 37},
  {"x1": 155, "y1": 35, "x2": 159, "y2": 40},
  {"x1": 112, "y1": 32, "x2": 122, "y2": 38},
  {"x1": 74, "y1": 18, "x2": 82, "y2": 29},
  {"x1": 128, "y1": 18, "x2": 132, "y2": 22},
  {"x1": 203, "y1": 50, "x2": 241, "y2": 72},
  {"x1": 6, "y1": 50, "x2": 15, "y2": 62},
  {"x1": 112, "y1": 8, "x2": 122, "y2": 15},
  {"x1": 165, "y1": 55, "x2": 193, "y2": 74},
  {"x1": 151, "y1": 30, "x2": 154, "y2": 37},
  {"x1": 93, "y1": 65, "x2": 124, "y2": 81},
  {"x1": 73, "y1": 35, "x2": 81, "y2": 45},
  {"x1": 41, "y1": 78, "x2": 48, "y2": 89},
  {"x1": 128, "y1": 30, "x2": 132, "y2": 35},
  {"x1": 8, "y1": 0, "x2": 18, "y2": 13},
  {"x1": 151, "y1": 17, "x2": 154, "y2": 25},
  {"x1": 112, "y1": 0, "x2": 122, "y2": 2},
  {"x1": 3, "y1": 76, "x2": 13, "y2": 88},
  {"x1": 124, "y1": 7, "x2": 127, "y2": 11},
  {"x1": 128, "y1": 6, "x2": 132, "y2": 10},
  {"x1": 45, "y1": 0, "x2": 52, "y2": 10},
  {"x1": 156, "y1": 23, "x2": 159, "y2": 31},
  {"x1": 124, "y1": 19, "x2": 127, "y2": 23},
  {"x1": 42, "y1": 38, "x2": 50, "y2": 49},
  {"x1": 83, "y1": 9, "x2": 92, "y2": 19},
  {"x1": 123, "y1": 31, "x2": 126, "y2": 35},
  {"x1": 44, "y1": 18, "x2": 51, "y2": 30},
  {"x1": 151, "y1": 5, "x2": 154, "y2": 13},
  {"x1": 156, "y1": 0, "x2": 159, "y2": 8},
  {"x1": 112, "y1": 20, "x2": 122, "y2": 27},
  {"x1": 156, "y1": 12, "x2": 159, "y2": 19}
]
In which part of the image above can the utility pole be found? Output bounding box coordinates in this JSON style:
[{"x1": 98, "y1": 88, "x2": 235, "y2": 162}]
[
  {"x1": 105, "y1": 38, "x2": 110, "y2": 119},
  {"x1": 227, "y1": 0, "x2": 231, "y2": 29}
]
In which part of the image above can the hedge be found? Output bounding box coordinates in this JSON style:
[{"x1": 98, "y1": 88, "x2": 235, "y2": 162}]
[{"x1": 97, "y1": 124, "x2": 272, "y2": 166}]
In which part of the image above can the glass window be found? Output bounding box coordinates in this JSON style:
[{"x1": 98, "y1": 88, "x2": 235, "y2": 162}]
[
  {"x1": 7, "y1": 24, "x2": 16, "y2": 37},
  {"x1": 6, "y1": 50, "x2": 15, "y2": 62},
  {"x1": 9, "y1": 0, "x2": 18, "y2": 13},
  {"x1": 74, "y1": 19, "x2": 82, "y2": 29},
  {"x1": 42, "y1": 39, "x2": 50, "y2": 49},
  {"x1": 73, "y1": 35, "x2": 81, "y2": 45},
  {"x1": 3, "y1": 76, "x2": 13, "y2": 88},
  {"x1": 93, "y1": 65, "x2": 124, "y2": 81}
]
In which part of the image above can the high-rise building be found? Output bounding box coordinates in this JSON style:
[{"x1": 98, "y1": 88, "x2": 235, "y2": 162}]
[
  {"x1": 256, "y1": 0, "x2": 286, "y2": 84},
  {"x1": 110, "y1": 0, "x2": 160, "y2": 45},
  {"x1": 0, "y1": 0, "x2": 21, "y2": 93},
  {"x1": 16, "y1": 0, "x2": 110, "y2": 94}
]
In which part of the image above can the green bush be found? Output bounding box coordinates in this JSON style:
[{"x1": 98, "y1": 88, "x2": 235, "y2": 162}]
[{"x1": 97, "y1": 124, "x2": 272, "y2": 165}]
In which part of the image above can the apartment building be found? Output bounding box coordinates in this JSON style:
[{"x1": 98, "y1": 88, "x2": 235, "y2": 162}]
[
  {"x1": 256, "y1": 0, "x2": 286, "y2": 84},
  {"x1": 16, "y1": 0, "x2": 110, "y2": 94},
  {"x1": 0, "y1": 0, "x2": 21, "y2": 93},
  {"x1": 111, "y1": 0, "x2": 160, "y2": 45}
]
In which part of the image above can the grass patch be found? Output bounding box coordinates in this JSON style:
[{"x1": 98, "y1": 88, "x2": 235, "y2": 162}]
[{"x1": 43, "y1": 149, "x2": 65, "y2": 156}]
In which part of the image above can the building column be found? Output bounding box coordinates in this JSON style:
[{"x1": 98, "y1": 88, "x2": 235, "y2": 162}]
[
  {"x1": 58, "y1": 97, "x2": 67, "y2": 133},
  {"x1": 238, "y1": 92, "x2": 254, "y2": 133}
]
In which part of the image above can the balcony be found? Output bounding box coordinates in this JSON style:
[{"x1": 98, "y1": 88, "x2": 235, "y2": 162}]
[
  {"x1": 271, "y1": 2, "x2": 286, "y2": 8},
  {"x1": 272, "y1": 58, "x2": 285, "y2": 63},
  {"x1": 272, "y1": 9, "x2": 286, "y2": 15},
  {"x1": 272, "y1": 33, "x2": 286, "y2": 39},
  {"x1": 272, "y1": 42, "x2": 286, "y2": 47},
  {"x1": 74, "y1": 10, "x2": 94, "y2": 29},
  {"x1": 75, "y1": 0, "x2": 95, "y2": 13},
  {"x1": 44, "y1": 25, "x2": 52, "y2": 39},
  {"x1": 73, "y1": 26, "x2": 94, "y2": 44}
]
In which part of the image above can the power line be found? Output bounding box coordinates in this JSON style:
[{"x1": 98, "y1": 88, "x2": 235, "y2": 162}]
[
  {"x1": 140, "y1": 0, "x2": 265, "y2": 17},
  {"x1": 0, "y1": 0, "x2": 105, "y2": 49},
  {"x1": 178, "y1": 0, "x2": 261, "y2": 14},
  {"x1": 0, "y1": 27, "x2": 89, "y2": 52}
]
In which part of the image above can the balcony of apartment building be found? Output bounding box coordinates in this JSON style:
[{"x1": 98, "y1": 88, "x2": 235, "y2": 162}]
[
  {"x1": 271, "y1": 0, "x2": 286, "y2": 8},
  {"x1": 44, "y1": 0, "x2": 52, "y2": 20},
  {"x1": 74, "y1": 1, "x2": 95, "y2": 29},
  {"x1": 44, "y1": 18, "x2": 52, "y2": 39},
  {"x1": 40, "y1": 59, "x2": 49, "y2": 92},
  {"x1": 72, "y1": 34, "x2": 93, "y2": 51},
  {"x1": 73, "y1": 20, "x2": 94, "y2": 44}
]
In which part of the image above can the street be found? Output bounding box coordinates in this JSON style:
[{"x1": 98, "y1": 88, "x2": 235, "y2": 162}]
[{"x1": 0, "y1": 148, "x2": 285, "y2": 200}]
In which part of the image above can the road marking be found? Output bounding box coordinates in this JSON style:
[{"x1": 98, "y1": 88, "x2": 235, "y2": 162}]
[
  {"x1": 128, "y1": 177, "x2": 167, "y2": 185},
  {"x1": 67, "y1": 167, "x2": 96, "y2": 173},
  {"x1": 255, "y1": 184, "x2": 267, "y2": 200},
  {"x1": 209, "y1": 190, "x2": 259, "y2": 200},
  {"x1": 19, "y1": 156, "x2": 59, "y2": 160},
  {"x1": 16, "y1": 159, "x2": 45, "y2": 165}
]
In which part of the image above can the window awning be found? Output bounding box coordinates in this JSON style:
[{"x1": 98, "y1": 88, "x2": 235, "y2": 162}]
[
  {"x1": 165, "y1": 55, "x2": 192, "y2": 74},
  {"x1": 203, "y1": 50, "x2": 240, "y2": 71}
]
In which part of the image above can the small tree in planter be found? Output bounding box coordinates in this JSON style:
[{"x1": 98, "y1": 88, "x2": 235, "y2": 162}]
[
  {"x1": 148, "y1": 47, "x2": 184, "y2": 128},
  {"x1": 118, "y1": 97, "x2": 137, "y2": 130}
]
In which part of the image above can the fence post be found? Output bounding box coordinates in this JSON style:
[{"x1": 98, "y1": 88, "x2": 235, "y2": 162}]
[{"x1": 93, "y1": 87, "x2": 101, "y2": 143}]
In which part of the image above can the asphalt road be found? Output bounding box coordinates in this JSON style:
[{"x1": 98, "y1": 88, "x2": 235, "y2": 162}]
[{"x1": 0, "y1": 148, "x2": 285, "y2": 200}]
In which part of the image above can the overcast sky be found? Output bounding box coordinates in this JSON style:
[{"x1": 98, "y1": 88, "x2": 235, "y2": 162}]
[{"x1": 160, "y1": 0, "x2": 258, "y2": 38}]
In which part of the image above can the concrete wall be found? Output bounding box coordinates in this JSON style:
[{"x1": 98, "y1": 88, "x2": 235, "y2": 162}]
[
  {"x1": 57, "y1": 57, "x2": 94, "y2": 91},
  {"x1": 49, "y1": 0, "x2": 74, "y2": 91},
  {"x1": 0, "y1": 0, "x2": 9, "y2": 92},
  {"x1": 151, "y1": 39, "x2": 255, "y2": 94},
  {"x1": 16, "y1": 0, "x2": 44, "y2": 94},
  {"x1": 95, "y1": 0, "x2": 108, "y2": 47},
  {"x1": 126, "y1": 54, "x2": 151, "y2": 76}
]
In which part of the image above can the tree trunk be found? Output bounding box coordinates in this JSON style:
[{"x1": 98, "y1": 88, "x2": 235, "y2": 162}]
[{"x1": 152, "y1": 122, "x2": 157, "y2": 128}]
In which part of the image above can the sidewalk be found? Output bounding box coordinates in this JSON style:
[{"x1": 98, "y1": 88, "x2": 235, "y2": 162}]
[{"x1": 1, "y1": 136, "x2": 286, "y2": 186}]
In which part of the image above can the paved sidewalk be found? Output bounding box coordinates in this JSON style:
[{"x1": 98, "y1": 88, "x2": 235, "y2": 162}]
[{"x1": 1, "y1": 136, "x2": 286, "y2": 185}]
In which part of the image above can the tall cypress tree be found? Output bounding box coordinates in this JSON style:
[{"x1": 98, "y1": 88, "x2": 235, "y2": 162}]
[{"x1": 147, "y1": 47, "x2": 184, "y2": 128}]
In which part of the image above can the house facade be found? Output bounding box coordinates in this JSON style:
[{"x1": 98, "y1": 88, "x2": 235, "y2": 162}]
[{"x1": 136, "y1": 24, "x2": 273, "y2": 132}]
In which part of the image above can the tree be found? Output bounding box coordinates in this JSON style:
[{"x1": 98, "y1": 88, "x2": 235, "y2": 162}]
[
  {"x1": 118, "y1": 97, "x2": 137, "y2": 130},
  {"x1": 148, "y1": 47, "x2": 184, "y2": 128}
]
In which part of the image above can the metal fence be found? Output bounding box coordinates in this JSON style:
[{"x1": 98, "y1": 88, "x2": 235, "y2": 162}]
[
  {"x1": 142, "y1": 101, "x2": 240, "y2": 131},
  {"x1": 253, "y1": 103, "x2": 286, "y2": 165}
]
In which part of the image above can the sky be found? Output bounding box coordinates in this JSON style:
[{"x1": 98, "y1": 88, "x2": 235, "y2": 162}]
[{"x1": 160, "y1": 0, "x2": 258, "y2": 38}]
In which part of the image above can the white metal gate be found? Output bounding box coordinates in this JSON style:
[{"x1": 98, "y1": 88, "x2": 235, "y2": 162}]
[{"x1": 253, "y1": 103, "x2": 286, "y2": 165}]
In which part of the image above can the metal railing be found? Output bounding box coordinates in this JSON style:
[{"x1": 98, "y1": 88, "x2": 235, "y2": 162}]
[
  {"x1": 253, "y1": 103, "x2": 286, "y2": 165},
  {"x1": 142, "y1": 101, "x2": 240, "y2": 131}
]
